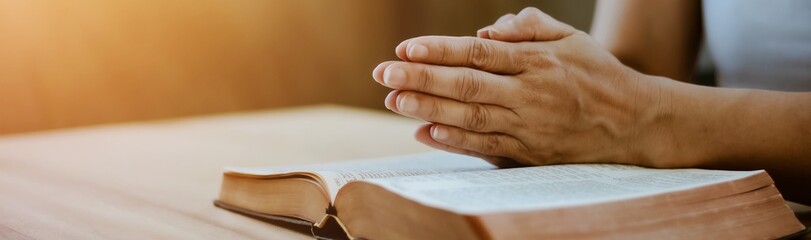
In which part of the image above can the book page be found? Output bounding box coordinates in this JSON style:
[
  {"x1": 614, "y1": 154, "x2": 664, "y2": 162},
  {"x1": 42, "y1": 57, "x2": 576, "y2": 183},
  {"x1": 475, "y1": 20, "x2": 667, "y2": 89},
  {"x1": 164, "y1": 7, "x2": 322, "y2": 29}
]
[
  {"x1": 226, "y1": 151, "x2": 495, "y2": 200},
  {"x1": 362, "y1": 164, "x2": 763, "y2": 214}
]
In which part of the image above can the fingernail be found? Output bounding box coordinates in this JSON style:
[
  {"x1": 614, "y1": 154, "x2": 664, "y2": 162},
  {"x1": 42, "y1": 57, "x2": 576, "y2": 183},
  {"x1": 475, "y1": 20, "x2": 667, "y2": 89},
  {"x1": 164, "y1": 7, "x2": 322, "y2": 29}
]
[
  {"x1": 398, "y1": 94, "x2": 418, "y2": 113},
  {"x1": 372, "y1": 63, "x2": 385, "y2": 82},
  {"x1": 408, "y1": 44, "x2": 428, "y2": 60},
  {"x1": 396, "y1": 41, "x2": 406, "y2": 52},
  {"x1": 431, "y1": 125, "x2": 448, "y2": 141},
  {"x1": 383, "y1": 67, "x2": 405, "y2": 87},
  {"x1": 384, "y1": 91, "x2": 398, "y2": 110},
  {"x1": 395, "y1": 41, "x2": 408, "y2": 60}
]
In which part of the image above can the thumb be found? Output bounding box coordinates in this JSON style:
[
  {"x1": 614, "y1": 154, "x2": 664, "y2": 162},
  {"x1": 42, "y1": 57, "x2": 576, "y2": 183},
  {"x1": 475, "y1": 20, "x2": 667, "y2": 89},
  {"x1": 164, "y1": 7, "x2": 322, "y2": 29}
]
[
  {"x1": 483, "y1": 7, "x2": 577, "y2": 42},
  {"x1": 477, "y1": 13, "x2": 516, "y2": 39}
]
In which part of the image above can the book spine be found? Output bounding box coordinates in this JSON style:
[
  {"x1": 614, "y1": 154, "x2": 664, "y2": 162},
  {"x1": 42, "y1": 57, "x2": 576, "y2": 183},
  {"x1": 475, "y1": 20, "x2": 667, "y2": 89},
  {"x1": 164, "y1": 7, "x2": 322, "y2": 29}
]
[{"x1": 313, "y1": 212, "x2": 355, "y2": 240}]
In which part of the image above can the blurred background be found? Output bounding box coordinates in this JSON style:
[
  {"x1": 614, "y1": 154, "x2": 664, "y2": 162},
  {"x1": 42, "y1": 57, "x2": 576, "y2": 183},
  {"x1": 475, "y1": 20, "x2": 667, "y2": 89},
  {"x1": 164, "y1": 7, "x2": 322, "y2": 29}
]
[{"x1": 0, "y1": 0, "x2": 601, "y2": 135}]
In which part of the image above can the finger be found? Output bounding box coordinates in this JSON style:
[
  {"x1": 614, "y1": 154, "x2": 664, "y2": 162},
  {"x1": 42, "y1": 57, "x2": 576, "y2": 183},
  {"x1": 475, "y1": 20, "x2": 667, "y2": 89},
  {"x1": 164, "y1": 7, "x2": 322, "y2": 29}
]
[
  {"x1": 392, "y1": 91, "x2": 521, "y2": 133},
  {"x1": 476, "y1": 25, "x2": 494, "y2": 39},
  {"x1": 380, "y1": 61, "x2": 519, "y2": 105},
  {"x1": 373, "y1": 61, "x2": 398, "y2": 85},
  {"x1": 429, "y1": 124, "x2": 530, "y2": 165},
  {"x1": 414, "y1": 124, "x2": 523, "y2": 168},
  {"x1": 487, "y1": 7, "x2": 577, "y2": 42},
  {"x1": 477, "y1": 14, "x2": 516, "y2": 39},
  {"x1": 401, "y1": 36, "x2": 523, "y2": 74}
]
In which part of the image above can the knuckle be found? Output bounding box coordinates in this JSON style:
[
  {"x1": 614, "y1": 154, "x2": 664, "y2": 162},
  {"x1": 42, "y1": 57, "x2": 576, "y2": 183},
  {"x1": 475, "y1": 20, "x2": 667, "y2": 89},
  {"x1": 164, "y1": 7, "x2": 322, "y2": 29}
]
[
  {"x1": 427, "y1": 96, "x2": 443, "y2": 120},
  {"x1": 480, "y1": 136, "x2": 501, "y2": 154},
  {"x1": 527, "y1": 7, "x2": 543, "y2": 15},
  {"x1": 416, "y1": 65, "x2": 433, "y2": 91},
  {"x1": 521, "y1": 8, "x2": 545, "y2": 25},
  {"x1": 521, "y1": 7, "x2": 543, "y2": 17},
  {"x1": 521, "y1": 6, "x2": 539, "y2": 13},
  {"x1": 466, "y1": 39, "x2": 495, "y2": 69},
  {"x1": 464, "y1": 104, "x2": 490, "y2": 131},
  {"x1": 456, "y1": 71, "x2": 482, "y2": 102},
  {"x1": 438, "y1": 41, "x2": 451, "y2": 63},
  {"x1": 519, "y1": 47, "x2": 558, "y2": 69},
  {"x1": 453, "y1": 129, "x2": 469, "y2": 147}
]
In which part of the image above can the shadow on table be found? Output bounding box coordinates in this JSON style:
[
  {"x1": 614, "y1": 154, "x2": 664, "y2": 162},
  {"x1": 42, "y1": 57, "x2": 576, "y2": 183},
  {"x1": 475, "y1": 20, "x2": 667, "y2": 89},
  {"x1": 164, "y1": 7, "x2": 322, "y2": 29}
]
[{"x1": 213, "y1": 200, "x2": 350, "y2": 239}]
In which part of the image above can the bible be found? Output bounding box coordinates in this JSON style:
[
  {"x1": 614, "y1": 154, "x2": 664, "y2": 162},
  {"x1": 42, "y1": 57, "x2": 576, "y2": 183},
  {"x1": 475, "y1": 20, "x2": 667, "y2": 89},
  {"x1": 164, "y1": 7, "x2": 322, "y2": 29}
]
[{"x1": 215, "y1": 151, "x2": 805, "y2": 239}]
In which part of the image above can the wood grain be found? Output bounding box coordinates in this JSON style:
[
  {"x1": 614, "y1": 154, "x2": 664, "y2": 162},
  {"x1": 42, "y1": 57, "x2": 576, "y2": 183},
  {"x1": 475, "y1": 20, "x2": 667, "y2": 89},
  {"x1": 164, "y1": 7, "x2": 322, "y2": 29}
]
[{"x1": 0, "y1": 105, "x2": 431, "y2": 240}]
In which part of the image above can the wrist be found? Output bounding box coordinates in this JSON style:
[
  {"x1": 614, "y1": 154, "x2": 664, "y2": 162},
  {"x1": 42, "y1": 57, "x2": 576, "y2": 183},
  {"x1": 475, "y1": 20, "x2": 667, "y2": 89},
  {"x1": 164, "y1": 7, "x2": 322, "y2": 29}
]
[{"x1": 618, "y1": 71, "x2": 710, "y2": 168}]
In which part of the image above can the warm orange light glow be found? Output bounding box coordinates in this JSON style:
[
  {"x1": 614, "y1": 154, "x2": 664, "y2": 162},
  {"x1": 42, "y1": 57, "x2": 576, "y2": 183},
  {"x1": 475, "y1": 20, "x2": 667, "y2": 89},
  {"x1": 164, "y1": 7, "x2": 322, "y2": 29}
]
[{"x1": 0, "y1": 0, "x2": 594, "y2": 135}]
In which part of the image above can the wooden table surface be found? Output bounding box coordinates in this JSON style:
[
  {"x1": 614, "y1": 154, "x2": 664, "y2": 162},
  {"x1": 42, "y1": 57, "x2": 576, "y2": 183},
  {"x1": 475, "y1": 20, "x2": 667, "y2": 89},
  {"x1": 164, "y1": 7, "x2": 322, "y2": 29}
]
[
  {"x1": 0, "y1": 105, "x2": 431, "y2": 239},
  {"x1": 1, "y1": 105, "x2": 808, "y2": 240}
]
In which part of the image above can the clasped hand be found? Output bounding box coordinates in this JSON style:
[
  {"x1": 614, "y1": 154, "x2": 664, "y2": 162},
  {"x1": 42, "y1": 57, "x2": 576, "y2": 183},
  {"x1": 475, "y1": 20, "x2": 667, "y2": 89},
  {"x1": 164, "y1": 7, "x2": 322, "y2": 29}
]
[{"x1": 373, "y1": 8, "x2": 675, "y2": 168}]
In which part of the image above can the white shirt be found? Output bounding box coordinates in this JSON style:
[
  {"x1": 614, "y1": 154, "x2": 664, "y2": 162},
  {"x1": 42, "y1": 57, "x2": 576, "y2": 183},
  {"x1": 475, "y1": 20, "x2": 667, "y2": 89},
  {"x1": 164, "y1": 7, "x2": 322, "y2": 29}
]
[{"x1": 704, "y1": 0, "x2": 811, "y2": 91}]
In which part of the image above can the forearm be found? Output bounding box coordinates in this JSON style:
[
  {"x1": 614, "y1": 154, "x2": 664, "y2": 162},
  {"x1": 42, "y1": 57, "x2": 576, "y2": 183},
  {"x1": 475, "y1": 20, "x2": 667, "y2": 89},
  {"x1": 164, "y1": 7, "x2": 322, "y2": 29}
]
[
  {"x1": 653, "y1": 78, "x2": 811, "y2": 203},
  {"x1": 695, "y1": 89, "x2": 811, "y2": 169}
]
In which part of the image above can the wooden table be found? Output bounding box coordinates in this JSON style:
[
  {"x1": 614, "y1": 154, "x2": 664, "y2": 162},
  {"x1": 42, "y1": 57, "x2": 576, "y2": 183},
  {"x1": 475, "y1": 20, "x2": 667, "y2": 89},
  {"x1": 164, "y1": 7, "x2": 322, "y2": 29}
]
[
  {"x1": 0, "y1": 105, "x2": 431, "y2": 239},
  {"x1": 1, "y1": 105, "x2": 808, "y2": 239}
]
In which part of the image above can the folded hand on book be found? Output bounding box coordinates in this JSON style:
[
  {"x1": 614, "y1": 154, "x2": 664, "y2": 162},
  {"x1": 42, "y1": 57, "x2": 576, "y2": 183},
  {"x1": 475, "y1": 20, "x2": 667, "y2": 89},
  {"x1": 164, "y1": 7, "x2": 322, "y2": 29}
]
[{"x1": 372, "y1": 7, "x2": 811, "y2": 205}]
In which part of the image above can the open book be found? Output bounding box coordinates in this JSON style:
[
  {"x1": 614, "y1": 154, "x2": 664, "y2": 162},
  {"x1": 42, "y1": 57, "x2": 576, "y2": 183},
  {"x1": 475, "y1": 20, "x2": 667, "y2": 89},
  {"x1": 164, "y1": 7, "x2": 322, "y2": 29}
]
[{"x1": 215, "y1": 151, "x2": 805, "y2": 239}]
